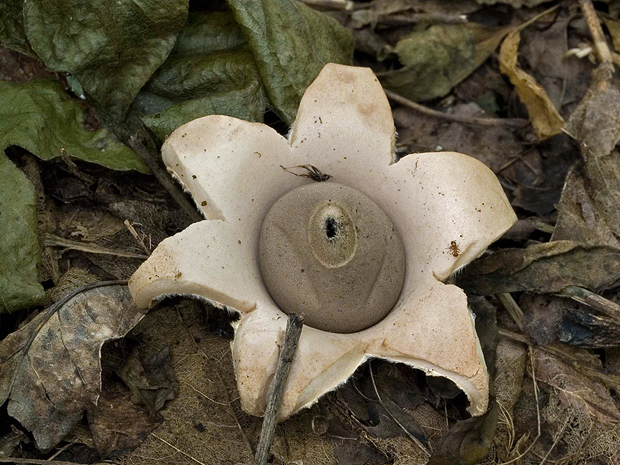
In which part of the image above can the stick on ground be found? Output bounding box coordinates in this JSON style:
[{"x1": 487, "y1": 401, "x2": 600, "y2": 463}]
[{"x1": 254, "y1": 313, "x2": 304, "y2": 465}]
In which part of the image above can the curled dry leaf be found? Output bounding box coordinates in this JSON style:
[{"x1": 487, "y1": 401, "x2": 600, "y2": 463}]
[
  {"x1": 457, "y1": 240, "x2": 620, "y2": 295},
  {"x1": 499, "y1": 31, "x2": 564, "y2": 140},
  {"x1": 0, "y1": 282, "x2": 149, "y2": 451}
]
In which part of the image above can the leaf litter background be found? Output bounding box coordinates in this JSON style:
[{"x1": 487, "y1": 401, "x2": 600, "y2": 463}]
[{"x1": 1, "y1": 0, "x2": 620, "y2": 464}]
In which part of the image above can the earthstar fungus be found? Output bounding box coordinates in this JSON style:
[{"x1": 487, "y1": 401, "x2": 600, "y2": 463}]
[{"x1": 129, "y1": 64, "x2": 517, "y2": 420}]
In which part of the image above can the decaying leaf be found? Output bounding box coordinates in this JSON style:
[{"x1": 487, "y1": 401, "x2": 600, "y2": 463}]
[
  {"x1": 23, "y1": 0, "x2": 189, "y2": 123},
  {"x1": 522, "y1": 293, "x2": 620, "y2": 348},
  {"x1": 0, "y1": 153, "x2": 44, "y2": 313},
  {"x1": 138, "y1": 11, "x2": 269, "y2": 140},
  {"x1": 499, "y1": 31, "x2": 564, "y2": 139},
  {"x1": 457, "y1": 240, "x2": 620, "y2": 295},
  {"x1": 227, "y1": 0, "x2": 354, "y2": 124},
  {"x1": 494, "y1": 337, "x2": 527, "y2": 462},
  {"x1": 428, "y1": 403, "x2": 497, "y2": 465},
  {"x1": 88, "y1": 385, "x2": 162, "y2": 458},
  {"x1": 379, "y1": 23, "x2": 511, "y2": 102},
  {"x1": 534, "y1": 346, "x2": 620, "y2": 425},
  {"x1": 0, "y1": 79, "x2": 148, "y2": 172},
  {"x1": 117, "y1": 347, "x2": 178, "y2": 419},
  {"x1": 565, "y1": 64, "x2": 620, "y2": 238},
  {"x1": 0, "y1": 282, "x2": 149, "y2": 451},
  {"x1": 554, "y1": 165, "x2": 620, "y2": 247}
]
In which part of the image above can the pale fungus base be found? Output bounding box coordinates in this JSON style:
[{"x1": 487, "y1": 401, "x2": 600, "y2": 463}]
[{"x1": 128, "y1": 64, "x2": 517, "y2": 421}]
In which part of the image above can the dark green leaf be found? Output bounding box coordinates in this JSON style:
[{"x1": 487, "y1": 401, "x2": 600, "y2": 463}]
[
  {"x1": 23, "y1": 0, "x2": 189, "y2": 122},
  {"x1": 0, "y1": 79, "x2": 148, "y2": 172},
  {"x1": 456, "y1": 241, "x2": 620, "y2": 295},
  {"x1": 227, "y1": 0, "x2": 354, "y2": 124},
  {"x1": 142, "y1": 81, "x2": 267, "y2": 141},
  {"x1": 0, "y1": 154, "x2": 44, "y2": 313},
  {"x1": 0, "y1": 0, "x2": 34, "y2": 56},
  {"x1": 138, "y1": 11, "x2": 268, "y2": 140},
  {"x1": 378, "y1": 23, "x2": 510, "y2": 102}
]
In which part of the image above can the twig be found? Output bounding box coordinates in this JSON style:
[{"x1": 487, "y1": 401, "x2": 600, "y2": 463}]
[
  {"x1": 152, "y1": 434, "x2": 207, "y2": 465},
  {"x1": 301, "y1": 0, "x2": 353, "y2": 10},
  {"x1": 579, "y1": 0, "x2": 613, "y2": 65},
  {"x1": 384, "y1": 89, "x2": 529, "y2": 128},
  {"x1": 44, "y1": 233, "x2": 149, "y2": 259},
  {"x1": 0, "y1": 459, "x2": 96, "y2": 465},
  {"x1": 497, "y1": 293, "x2": 524, "y2": 330},
  {"x1": 254, "y1": 314, "x2": 304, "y2": 465},
  {"x1": 559, "y1": 286, "x2": 620, "y2": 321}
]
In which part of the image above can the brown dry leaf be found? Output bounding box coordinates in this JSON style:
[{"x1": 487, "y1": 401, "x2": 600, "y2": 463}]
[
  {"x1": 499, "y1": 31, "x2": 564, "y2": 140},
  {"x1": 522, "y1": 293, "x2": 620, "y2": 349},
  {"x1": 553, "y1": 165, "x2": 620, "y2": 247},
  {"x1": 534, "y1": 346, "x2": 620, "y2": 425},
  {"x1": 565, "y1": 64, "x2": 620, "y2": 238},
  {"x1": 542, "y1": 389, "x2": 620, "y2": 464},
  {"x1": 0, "y1": 282, "x2": 148, "y2": 451},
  {"x1": 456, "y1": 240, "x2": 620, "y2": 295},
  {"x1": 89, "y1": 385, "x2": 162, "y2": 458}
]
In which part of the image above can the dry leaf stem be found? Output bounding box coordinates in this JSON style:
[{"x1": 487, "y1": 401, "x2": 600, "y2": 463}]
[
  {"x1": 254, "y1": 313, "x2": 304, "y2": 465},
  {"x1": 127, "y1": 134, "x2": 203, "y2": 223},
  {"x1": 580, "y1": 0, "x2": 613, "y2": 65},
  {"x1": 384, "y1": 89, "x2": 529, "y2": 128}
]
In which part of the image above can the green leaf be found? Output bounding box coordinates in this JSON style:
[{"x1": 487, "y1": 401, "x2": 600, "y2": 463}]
[
  {"x1": 143, "y1": 81, "x2": 267, "y2": 141},
  {"x1": 456, "y1": 241, "x2": 620, "y2": 295},
  {"x1": 227, "y1": 0, "x2": 354, "y2": 125},
  {"x1": 137, "y1": 11, "x2": 269, "y2": 140},
  {"x1": 0, "y1": 153, "x2": 44, "y2": 313},
  {"x1": 378, "y1": 23, "x2": 511, "y2": 102},
  {"x1": 23, "y1": 0, "x2": 189, "y2": 123},
  {"x1": 0, "y1": 0, "x2": 34, "y2": 56},
  {"x1": 0, "y1": 79, "x2": 148, "y2": 172}
]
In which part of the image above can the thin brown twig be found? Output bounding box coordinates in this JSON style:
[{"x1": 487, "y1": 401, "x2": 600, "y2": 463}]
[
  {"x1": 126, "y1": 135, "x2": 203, "y2": 223},
  {"x1": 301, "y1": 0, "x2": 353, "y2": 10},
  {"x1": 44, "y1": 233, "x2": 149, "y2": 259},
  {"x1": 0, "y1": 458, "x2": 109, "y2": 465},
  {"x1": 152, "y1": 434, "x2": 207, "y2": 465},
  {"x1": 580, "y1": 0, "x2": 613, "y2": 64},
  {"x1": 254, "y1": 314, "x2": 304, "y2": 465},
  {"x1": 384, "y1": 89, "x2": 529, "y2": 128}
]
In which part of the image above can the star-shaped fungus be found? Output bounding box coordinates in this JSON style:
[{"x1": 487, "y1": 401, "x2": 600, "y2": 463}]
[{"x1": 129, "y1": 64, "x2": 517, "y2": 421}]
